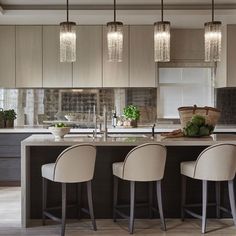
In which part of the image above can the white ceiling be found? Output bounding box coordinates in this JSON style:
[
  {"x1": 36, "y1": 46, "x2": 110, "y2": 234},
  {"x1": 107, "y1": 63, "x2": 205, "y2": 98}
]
[{"x1": 0, "y1": 0, "x2": 236, "y2": 27}]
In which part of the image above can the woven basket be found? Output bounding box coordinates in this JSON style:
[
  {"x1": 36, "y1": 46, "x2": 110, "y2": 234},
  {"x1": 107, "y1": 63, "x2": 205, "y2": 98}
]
[{"x1": 178, "y1": 105, "x2": 221, "y2": 129}]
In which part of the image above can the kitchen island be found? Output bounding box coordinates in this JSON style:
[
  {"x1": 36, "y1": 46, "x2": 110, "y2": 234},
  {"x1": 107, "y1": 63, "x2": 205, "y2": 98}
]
[{"x1": 21, "y1": 134, "x2": 236, "y2": 227}]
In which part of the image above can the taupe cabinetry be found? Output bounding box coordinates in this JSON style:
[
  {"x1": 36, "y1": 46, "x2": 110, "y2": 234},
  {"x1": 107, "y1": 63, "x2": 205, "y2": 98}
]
[
  {"x1": 227, "y1": 25, "x2": 236, "y2": 87},
  {"x1": 16, "y1": 26, "x2": 43, "y2": 88},
  {"x1": 170, "y1": 29, "x2": 204, "y2": 61},
  {"x1": 73, "y1": 26, "x2": 102, "y2": 87},
  {"x1": 43, "y1": 26, "x2": 72, "y2": 88},
  {"x1": 0, "y1": 26, "x2": 15, "y2": 88},
  {"x1": 129, "y1": 25, "x2": 156, "y2": 87},
  {"x1": 103, "y1": 25, "x2": 129, "y2": 87}
]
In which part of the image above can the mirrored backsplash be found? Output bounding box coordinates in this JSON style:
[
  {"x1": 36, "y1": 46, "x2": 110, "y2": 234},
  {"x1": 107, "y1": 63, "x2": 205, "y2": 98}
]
[{"x1": 0, "y1": 88, "x2": 157, "y2": 127}]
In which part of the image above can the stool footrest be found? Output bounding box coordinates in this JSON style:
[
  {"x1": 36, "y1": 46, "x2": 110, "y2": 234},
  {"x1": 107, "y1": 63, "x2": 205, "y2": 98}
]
[
  {"x1": 81, "y1": 207, "x2": 90, "y2": 215},
  {"x1": 184, "y1": 202, "x2": 216, "y2": 208},
  {"x1": 184, "y1": 209, "x2": 202, "y2": 220},
  {"x1": 43, "y1": 210, "x2": 62, "y2": 223},
  {"x1": 116, "y1": 202, "x2": 149, "y2": 209},
  {"x1": 115, "y1": 209, "x2": 129, "y2": 219},
  {"x1": 219, "y1": 206, "x2": 231, "y2": 214}
]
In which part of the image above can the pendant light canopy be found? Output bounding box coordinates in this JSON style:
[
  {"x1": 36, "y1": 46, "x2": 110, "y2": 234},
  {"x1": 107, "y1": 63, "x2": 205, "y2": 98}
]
[
  {"x1": 154, "y1": 0, "x2": 170, "y2": 62},
  {"x1": 204, "y1": 0, "x2": 222, "y2": 62},
  {"x1": 107, "y1": 0, "x2": 124, "y2": 62},
  {"x1": 60, "y1": 0, "x2": 76, "y2": 63}
]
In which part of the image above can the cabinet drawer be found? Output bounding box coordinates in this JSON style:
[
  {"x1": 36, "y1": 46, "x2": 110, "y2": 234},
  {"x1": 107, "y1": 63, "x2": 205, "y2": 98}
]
[
  {"x1": 0, "y1": 158, "x2": 20, "y2": 181},
  {"x1": 0, "y1": 133, "x2": 31, "y2": 146},
  {"x1": 0, "y1": 146, "x2": 20, "y2": 157}
]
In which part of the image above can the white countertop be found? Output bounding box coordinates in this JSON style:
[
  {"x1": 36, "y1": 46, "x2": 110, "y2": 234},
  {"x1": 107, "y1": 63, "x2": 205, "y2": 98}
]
[
  {"x1": 21, "y1": 134, "x2": 236, "y2": 147},
  {"x1": 2, "y1": 125, "x2": 236, "y2": 133}
]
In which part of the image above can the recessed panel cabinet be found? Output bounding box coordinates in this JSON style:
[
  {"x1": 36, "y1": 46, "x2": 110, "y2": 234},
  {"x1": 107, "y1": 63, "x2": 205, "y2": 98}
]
[
  {"x1": 43, "y1": 26, "x2": 72, "y2": 88},
  {"x1": 103, "y1": 25, "x2": 129, "y2": 87},
  {"x1": 16, "y1": 26, "x2": 43, "y2": 88},
  {"x1": 129, "y1": 26, "x2": 156, "y2": 87},
  {"x1": 73, "y1": 26, "x2": 102, "y2": 87},
  {"x1": 0, "y1": 26, "x2": 15, "y2": 88}
]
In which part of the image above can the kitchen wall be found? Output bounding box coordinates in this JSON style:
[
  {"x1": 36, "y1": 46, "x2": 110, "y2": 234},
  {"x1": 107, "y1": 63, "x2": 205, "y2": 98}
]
[{"x1": 0, "y1": 88, "x2": 157, "y2": 127}]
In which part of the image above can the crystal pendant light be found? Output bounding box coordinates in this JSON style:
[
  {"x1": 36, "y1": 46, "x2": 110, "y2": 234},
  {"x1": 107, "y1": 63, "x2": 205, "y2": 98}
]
[
  {"x1": 154, "y1": 0, "x2": 170, "y2": 62},
  {"x1": 204, "y1": 0, "x2": 222, "y2": 62},
  {"x1": 107, "y1": 0, "x2": 124, "y2": 62},
  {"x1": 60, "y1": 0, "x2": 76, "y2": 62}
]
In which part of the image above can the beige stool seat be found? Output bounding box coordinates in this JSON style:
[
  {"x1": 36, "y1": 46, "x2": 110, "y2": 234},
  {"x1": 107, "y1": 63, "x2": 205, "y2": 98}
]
[
  {"x1": 180, "y1": 143, "x2": 236, "y2": 234},
  {"x1": 112, "y1": 162, "x2": 123, "y2": 179},
  {"x1": 41, "y1": 144, "x2": 97, "y2": 236},
  {"x1": 112, "y1": 143, "x2": 167, "y2": 234},
  {"x1": 180, "y1": 161, "x2": 195, "y2": 178},
  {"x1": 41, "y1": 163, "x2": 55, "y2": 181}
]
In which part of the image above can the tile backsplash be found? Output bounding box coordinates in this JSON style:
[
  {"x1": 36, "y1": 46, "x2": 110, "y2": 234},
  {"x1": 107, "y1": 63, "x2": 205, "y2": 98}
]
[{"x1": 0, "y1": 88, "x2": 157, "y2": 127}]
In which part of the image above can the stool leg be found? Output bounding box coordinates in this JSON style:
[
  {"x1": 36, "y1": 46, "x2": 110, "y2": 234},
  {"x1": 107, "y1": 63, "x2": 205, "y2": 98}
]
[
  {"x1": 228, "y1": 180, "x2": 236, "y2": 226},
  {"x1": 87, "y1": 181, "x2": 97, "y2": 231},
  {"x1": 148, "y1": 182, "x2": 153, "y2": 219},
  {"x1": 181, "y1": 175, "x2": 186, "y2": 221},
  {"x1": 216, "y1": 182, "x2": 221, "y2": 219},
  {"x1": 202, "y1": 180, "x2": 208, "y2": 234},
  {"x1": 76, "y1": 183, "x2": 82, "y2": 219},
  {"x1": 129, "y1": 181, "x2": 135, "y2": 234},
  {"x1": 61, "y1": 183, "x2": 67, "y2": 236},
  {"x1": 42, "y1": 177, "x2": 47, "y2": 225},
  {"x1": 113, "y1": 176, "x2": 118, "y2": 222},
  {"x1": 156, "y1": 180, "x2": 166, "y2": 231}
]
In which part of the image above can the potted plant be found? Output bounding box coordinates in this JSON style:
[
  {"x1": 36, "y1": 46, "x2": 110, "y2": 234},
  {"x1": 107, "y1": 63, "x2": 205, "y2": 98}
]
[
  {"x1": 123, "y1": 105, "x2": 140, "y2": 128},
  {"x1": 0, "y1": 109, "x2": 4, "y2": 128},
  {"x1": 4, "y1": 109, "x2": 17, "y2": 128}
]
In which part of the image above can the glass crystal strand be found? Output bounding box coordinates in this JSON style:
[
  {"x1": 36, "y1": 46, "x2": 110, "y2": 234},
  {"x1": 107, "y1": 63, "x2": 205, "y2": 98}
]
[
  {"x1": 60, "y1": 22, "x2": 76, "y2": 62},
  {"x1": 107, "y1": 22, "x2": 124, "y2": 62},
  {"x1": 154, "y1": 21, "x2": 170, "y2": 62},
  {"x1": 204, "y1": 22, "x2": 222, "y2": 62}
]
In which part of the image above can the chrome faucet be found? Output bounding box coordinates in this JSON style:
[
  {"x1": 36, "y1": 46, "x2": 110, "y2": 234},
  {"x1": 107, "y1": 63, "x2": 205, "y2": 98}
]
[{"x1": 102, "y1": 106, "x2": 108, "y2": 139}]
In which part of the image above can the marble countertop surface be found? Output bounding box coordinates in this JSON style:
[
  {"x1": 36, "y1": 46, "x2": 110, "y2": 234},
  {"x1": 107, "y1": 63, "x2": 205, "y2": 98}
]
[
  {"x1": 2, "y1": 124, "x2": 236, "y2": 133},
  {"x1": 21, "y1": 134, "x2": 236, "y2": 147}
]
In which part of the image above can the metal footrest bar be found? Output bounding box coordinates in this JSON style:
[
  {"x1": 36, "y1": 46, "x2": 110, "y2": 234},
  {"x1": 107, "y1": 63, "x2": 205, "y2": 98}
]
[
  {"x1": 45, "y1": 204, "x2": 77, "y2": 211},
  {"x1": 219, "y1": 206, "x2": 232, "y2": 214},
  {"x1": 43, "y1": 211, "x2": 62, "y2": 223},
  {"x1": 184, "y1": 202, "x2": 216, "y2": 208},
  {"x1": 115, "y1": 209, "x2": 129, "y2": 219},
  {"x1": 184, "y1": 209, "x2": 202, "y2": 220},
  {"x1": 81, "y1": 207, "x2": 90, "y2": 215},
  {"x1": 116, "y1": 202, "x2": 149, "y2": 209}
]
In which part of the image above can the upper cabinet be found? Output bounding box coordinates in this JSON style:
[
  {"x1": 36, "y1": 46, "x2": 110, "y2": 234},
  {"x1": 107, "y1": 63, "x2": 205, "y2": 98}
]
[
  {"x1": 103, "y1": 25, "x2": 129, "y2": 87},
  {"x1": 0, "y1": 26, "x2": 15, "y2": 88},
  {"x1": 16, "y1": 26, "x2": 43, "y2": 88},
  {"x1": 129, "y1": 26, "x2": 156, "y2": 87},
  {"x1": 43, "y1": 26, "x2": 72, "y2": 88},
  {"x1": 73, "y1": 26, "x2": 102, "y2": 87},
  {"x1": 170, "y1": 29, "x2": 204, "y2": 61}
]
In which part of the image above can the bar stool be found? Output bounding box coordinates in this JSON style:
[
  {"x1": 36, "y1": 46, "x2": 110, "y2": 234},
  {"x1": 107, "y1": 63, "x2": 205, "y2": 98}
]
[
  {"x1": 112, "y1": 143, "x2": 167, "y2": 234},
  {"x1": 180, "y1": 143, "x2": 236, "y2": 234},
  {"x1": 41, "y1": 144, "x2": 97, "y2": 236}
]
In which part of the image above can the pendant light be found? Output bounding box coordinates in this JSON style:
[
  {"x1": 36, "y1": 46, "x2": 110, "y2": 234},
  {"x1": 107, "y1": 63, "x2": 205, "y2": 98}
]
[
  {"x1": 107, "y1": 0, "x2": 124, "y2": 62},
  {"x1": 154, "y1": 0, "x2": 170, "y2": 62},
  {"x1": 204, "y1": 0, "x2": 222, "y2": 62},
  {"x1": 60, "y1": 0, "x2": 76, "y2": 62}
]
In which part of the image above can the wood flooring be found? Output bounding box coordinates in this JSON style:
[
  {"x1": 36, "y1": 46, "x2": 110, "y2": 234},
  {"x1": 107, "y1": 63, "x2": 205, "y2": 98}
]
[{"x1": 0, "y1": 187, "x2": 236, "y2": 236}]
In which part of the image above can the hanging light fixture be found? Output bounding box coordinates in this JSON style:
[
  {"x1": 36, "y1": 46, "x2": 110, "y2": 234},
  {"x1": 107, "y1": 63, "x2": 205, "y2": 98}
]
[
  {"x1": 60, "y1": 0, "x2": 76, "y2": 62},
  {"x1": 107, "y1": 0, "x2": 124, "y2": 62},
  {"x1": 154, "y1": 0, "x2": 170, "y2": 62},
  {"x1": 204, "y1": 0, "x2": 222, "y2": 62}
]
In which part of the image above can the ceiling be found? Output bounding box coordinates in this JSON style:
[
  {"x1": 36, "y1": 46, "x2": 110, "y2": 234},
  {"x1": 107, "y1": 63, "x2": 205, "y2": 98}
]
[{"x1": 0, "y1": 0, "x2": 236, "y2": 27}]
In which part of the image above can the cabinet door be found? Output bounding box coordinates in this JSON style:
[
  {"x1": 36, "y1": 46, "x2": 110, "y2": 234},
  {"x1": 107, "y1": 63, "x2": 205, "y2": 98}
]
[
  {"x1": 43, "y1": 26, "x2": 72, "y2": 88},
  {"x1": 16, "y1": 26, "x2": 42, "y2": 88},
  {"x1": 103, "y1": 25, "x2": 129, "y2": 87},
  {"x1": 0, "y1": 26, "x2": 15, "y2": 88},
  {"x1": 73, "y1": 26, "x2": 102, "y2": 87},
  {"x1": 130, "y1": 26, "x2": 156, "y2": 87}
]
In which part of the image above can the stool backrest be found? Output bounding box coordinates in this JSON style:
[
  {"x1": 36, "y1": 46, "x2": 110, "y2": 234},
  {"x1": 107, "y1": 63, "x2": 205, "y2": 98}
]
[
  {"x1": 53, "y1": 144, "x2": 96, "y2": 183},
  {"x1": 194, "y1": 143, "x2": 236, "y2": 181},
  {"x1": 123, "y1": 143, "x2": 167, "y2": 181}
]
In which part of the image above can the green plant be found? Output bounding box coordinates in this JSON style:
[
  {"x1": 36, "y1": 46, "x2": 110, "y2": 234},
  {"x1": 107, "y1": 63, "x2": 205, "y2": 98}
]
[
  {"x1": 123, "y1": 105, "x2": 140, "y2": 121},
  {"x1": 4, "y1": 109, "x2": 16, "y2": 121}
]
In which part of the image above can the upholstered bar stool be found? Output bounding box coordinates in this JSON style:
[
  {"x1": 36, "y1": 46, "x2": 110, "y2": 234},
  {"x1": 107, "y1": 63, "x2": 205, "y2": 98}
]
[
  {"x1": 112, "y1": 143, "x2": 167, "y2": 234},
  {"x1": 41, "y1": 144, "x2": 97, "y2": 236},
  {"x1": 180, "y1": 143, "x2": 236, "y2": 234}
]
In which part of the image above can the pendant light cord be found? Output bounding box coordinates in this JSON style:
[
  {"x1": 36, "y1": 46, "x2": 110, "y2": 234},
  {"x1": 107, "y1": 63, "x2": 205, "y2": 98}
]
[
  {"x1": 114, "y1": 0, "x2": 116, "y2": 23},
  {"x1": 161, "y1": 0, "x2": 164, "y2": 22},
  {"x1": 67, "y1": 0, "x2": 69, "y2": 22},
  {"x1": 212, "y1": 0, "x2": 214, "y2": 22}
]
